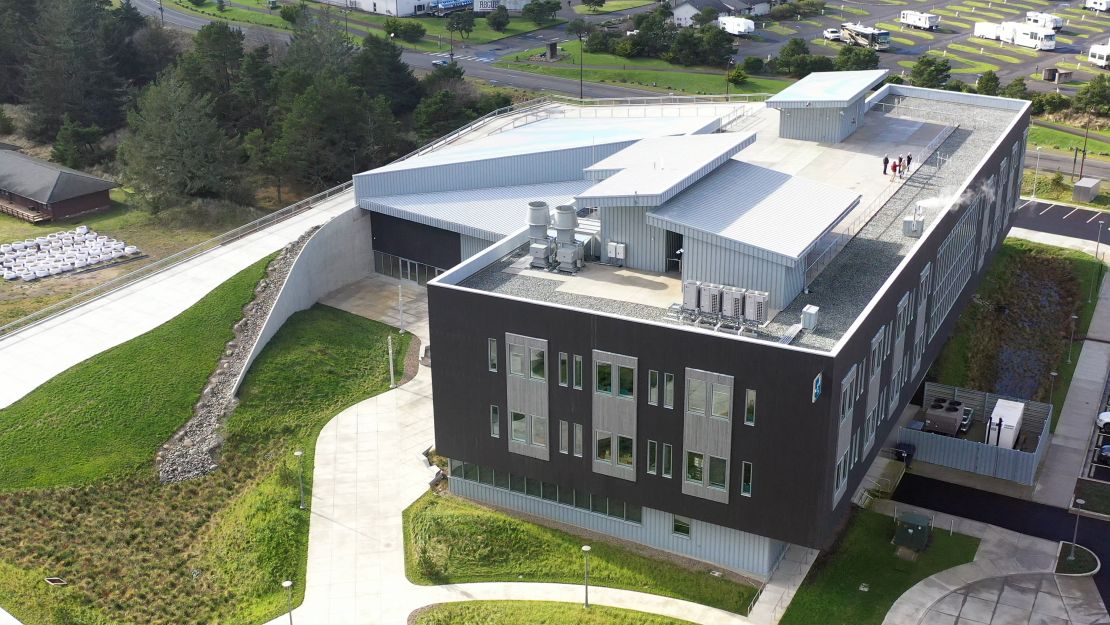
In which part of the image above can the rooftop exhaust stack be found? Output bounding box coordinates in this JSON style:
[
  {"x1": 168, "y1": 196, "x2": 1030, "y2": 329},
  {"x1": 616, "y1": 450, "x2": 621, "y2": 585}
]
[
  {"x1": 902, "y1": 201, "x2": 925, "y2": 238},
  {"x1": 527, "y1": 200, "x2": 554, "y2": 269},
  {"x1": 553, "y1": 204, "x2": 584, "y2": 273}
]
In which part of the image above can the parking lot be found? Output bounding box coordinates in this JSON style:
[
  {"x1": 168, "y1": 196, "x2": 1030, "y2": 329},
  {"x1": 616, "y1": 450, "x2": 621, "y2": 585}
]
[
  {"x1": 1083, "y1": 416, "x2": 1110, "y2": 480},
  {"x1": 738, "y1": 0, "x2": 1110, "y2": 92},
  {"x1": 1014, "y1": 198, "x2": 1110, "y2": 241}
]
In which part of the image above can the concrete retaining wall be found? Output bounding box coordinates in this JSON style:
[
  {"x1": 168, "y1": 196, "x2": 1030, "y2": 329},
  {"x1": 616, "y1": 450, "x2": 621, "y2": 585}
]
[{"x1": 232, "y1": 206, "x2": 373, "y2": 394}]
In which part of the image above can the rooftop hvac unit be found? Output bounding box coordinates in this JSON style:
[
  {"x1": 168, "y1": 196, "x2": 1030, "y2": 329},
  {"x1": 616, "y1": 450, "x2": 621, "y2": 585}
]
[
  {"x1": 683, "y1": 280, "x2": 701, "y2": 310},
  {"x1": 903, "y1": 202, "x2": 926, "y2": 238},
  {"x1": 745, "y1": 291, "x2": 769, "y2": 325},
  {"x1": 699, "y1": 284, "x2": 722, "y2": 314},
  {"x1": 722, "y1": 287, "x2": 746, "y2": 319},
  {"x1": 801, "y1": 304, "x2": 820, "y2": 330},
  {"x1": 607, "y1": 241, "x2": 627, "y2": 262},
  {"x1": 530, "y1": 240, "x2": 554, "y2": 268}
]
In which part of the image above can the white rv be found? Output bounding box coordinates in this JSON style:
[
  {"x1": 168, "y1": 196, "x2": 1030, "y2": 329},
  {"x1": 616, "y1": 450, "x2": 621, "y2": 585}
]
[
  {"x1": 974, "y1": 21, "x2": 1056, "y2": 50},
  {"x1": 717, "y1": 15, "x2": 756, "y2": 35},
  {"x1": 839, "y1": 22, "x2": 891, "y2": 50},
  {"x1": 1086, "y1": 0, "x2": 1109, "y2": 11},
  {"x1": 899, "y1": 10, "x2": 940, "y2": 30},
  {"x1": 1090, "y1": 42, "x2": 1110, "y2": 67},
  {"x1": 1025, "y1": 11, "x2": 1064, "y2": 30}
]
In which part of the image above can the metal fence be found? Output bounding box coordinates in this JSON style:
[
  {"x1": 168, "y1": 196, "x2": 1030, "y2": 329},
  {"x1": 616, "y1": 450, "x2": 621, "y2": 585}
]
[
  {"x1": 896, "y1": 382, "x2": 1053, "y2": 485},
  {"x1": 0, "y1": 182, "x2": 353, "y2": 341}
]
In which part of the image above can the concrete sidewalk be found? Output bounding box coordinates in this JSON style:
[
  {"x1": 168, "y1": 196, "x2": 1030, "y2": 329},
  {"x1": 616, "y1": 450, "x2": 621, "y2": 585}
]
[{"x1": 0, "y1": 190, "x2": 355, "y2": 410}]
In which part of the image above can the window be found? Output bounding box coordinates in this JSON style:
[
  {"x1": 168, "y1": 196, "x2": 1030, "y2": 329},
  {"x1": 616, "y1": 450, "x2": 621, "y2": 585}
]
[
  {"x1": 490, "y1": 405, "x2": 500, "y2": 438},
  {"x1": 573, "y1": 355, "x2": 583, "y2": 389},
  {"x1": 595, "y1": 431, "x2": 612, "y2": 461},
  {"x1": 672, "y1": 515, "x2": 691, "y2": 537},
  {"x1": 647, "y1": 440, "x2": 658, "y2": 474},
  {"x1": 744, "y1": 389, "x2": 756, "y2": 426},
  {"x1": 509, "y1": 344, "x2": 525, "y2": 376},
  {"x1": 711, "y1": 387, "x2": 731, "y2": 420},
  {"x1": 531, "y1": 416, "x2": 547, "y2": 447},
  {"x1": 617, "y1": 435, "x2": 634, "y2": 467},
  {"x1": 648, "y1": 370, "x2": 659, "y2": 405},
  {"x1": 559, "y1": 353, "x2": 568, "y2": 386},
  {"x1": 708, "y1": 456, "x2": 727, "y2": 489},
  {"x1": 559, "y1": 420, "x2": 569, "y2": 454},
  {"x1": 685, "y1": 452, "x2": 704, "y2": 484},
  {"x1": 664, "y1": 373, "x2": 675, "y2": 408},
  {"x1": 741, "y1": 461, "x2": 753, "y2": 496},
  {"x1": 511, "y1": 412, "x2": 527, "y2": 442},
  {"x1": 573, "y1": 423, "x2": 583, "y2": 457},
  {"x1": 841, "y1": 366, "x2": 856, "y2": 423},
  {"x1": 530, "y1": 348, "x2": 546, "y2": 380},
  {"x1": 686, "y1": 378, "x2": 706, "y2": 414},
  {"x1": 662, "y1": 443, "x2": 673, "y2": 478},
  {"x1": 488, "y1": 338, "x2": 498, "y2": 372},
  {"x1": 596, "y1": 362, "x2": 612, "y2": 394},
  {"x1": 618, "y1": 366, "x2": 635, "y2": 398}
]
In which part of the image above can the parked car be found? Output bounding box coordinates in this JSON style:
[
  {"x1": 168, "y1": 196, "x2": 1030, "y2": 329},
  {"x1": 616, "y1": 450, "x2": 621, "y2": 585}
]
[
  {"x1": 1096, "y1": 444, "x2": 1110, "y2": 465},
  {"x1": 958, "y1": 407, "x2": 974, "y2": 434},
  {"x1": 432, "y1": 59, "x2": 450, "y2": 67},
  {"x1": 823, "y1": 28, "x2": 841, "y2": 41},
  {"x1": 1097, "y1": 411, "x2": 1110, "y2": 433}
]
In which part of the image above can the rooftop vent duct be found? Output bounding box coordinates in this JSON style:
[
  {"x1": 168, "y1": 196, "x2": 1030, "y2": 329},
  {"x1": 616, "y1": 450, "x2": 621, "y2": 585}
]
[
  {"x1": 801, "y1": 304, "x2": 819, "y2": 330},
  {"x1": 553, "y1": 204, "x2": 584, "y2": 273},
  {"x1": 527, "y1": 200, "x2": 554, "y2": 269}
]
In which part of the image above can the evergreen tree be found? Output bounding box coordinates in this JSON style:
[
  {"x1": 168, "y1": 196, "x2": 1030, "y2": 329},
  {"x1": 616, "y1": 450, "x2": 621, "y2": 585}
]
[
  {"x1": 176, "y1": 21, "x2": 245, "y2": 127},
  {"x1": 413, "y1": 90, "x2": 472, "y2": 141},
  {"x1": 486, "y1": 6, "x2": 510, "y2": 32},
  {"x1": 0, "y1": 108, "x2": 13, "y2": 136},
  {"x1": 51, "y1": 115, "x2": 103, "y2": 169},
  {"x1": 1073, "y1": 75, "x2": 1110, "y2": 117},
  {"x1": 999, "y1": 76, "x2": 1029, "y2": 100},
  {"x1": 0, "y1": 0, "x2": 39, "y2": 103},
  {"x1": 976, "y1": 70, "x2": 1000, "y2": 96},
  {"x1": 447, "y1": 10, "x2": 476, "y2": 39},
  {"x1": 350, "y1": 35, "x2": 422, "y2": 115},
  {"x1": 908, "y1": 55, "x2": 950, "y2": 88},
  {"x1": 697, "y1": 24, "x2": 733, "y2": 66},
  {"x1": 834, "y1": 45, "x2": 878, "y2": 71}
]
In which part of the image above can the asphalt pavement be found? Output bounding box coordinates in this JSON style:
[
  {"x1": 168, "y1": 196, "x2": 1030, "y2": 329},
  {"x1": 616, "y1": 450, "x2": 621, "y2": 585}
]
[
  {"x1": 893, "y1": 473, "x2": 1110, "y2": 602},
  {"x1": 1014, "y1": 198, "x2": 1110, "y2": 242}
]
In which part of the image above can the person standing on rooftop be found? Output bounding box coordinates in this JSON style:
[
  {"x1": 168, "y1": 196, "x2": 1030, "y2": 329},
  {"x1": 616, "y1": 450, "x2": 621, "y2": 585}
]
[{"x1": 883, "y1": 155, "x2": 889, "y2": 175}]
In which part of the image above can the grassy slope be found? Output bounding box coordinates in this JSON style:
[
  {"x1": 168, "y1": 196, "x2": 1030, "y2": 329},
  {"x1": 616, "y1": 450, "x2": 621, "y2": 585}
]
[
  {"x1": 1029, "y1": 126, "x2": 1110, "y2": 158},
  {"x1": 339, "y1": 7, "x2": 565, "y2": 44},
  {"x1": 494, "y1": 62, "x2": 791, "y2": 94},
  {"x1": 930, "y1": 239, "x2": 1102, "y2": 428},
  {"x1": 404, "y1": 492, "x2": 758, "y2": 614},
  {"x1": 510, "y1": 39, "x2": 723, "y2": 71},
  {"x1": 780, "y1": 510, "x2": 979, "y2": 625},
  {"x1": 1023, "y1": 168, "x2": 1110, "y2": 209},
  {"x1": 413, "y1": 601, "x2": 699, "y2": 624},
  {"x1": 574, "y1": 0, "x2": 655, "y2": 13}
]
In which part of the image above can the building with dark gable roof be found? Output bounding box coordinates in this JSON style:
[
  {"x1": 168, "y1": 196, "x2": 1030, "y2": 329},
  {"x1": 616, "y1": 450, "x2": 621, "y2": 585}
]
[{"x1": 0, "y1": 151, "x2": 118, "y2": 223}]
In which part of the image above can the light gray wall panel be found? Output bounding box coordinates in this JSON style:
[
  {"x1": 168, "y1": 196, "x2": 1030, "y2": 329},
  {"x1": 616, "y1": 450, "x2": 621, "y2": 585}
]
[
  {"x1": 599, "y1": 205, "x2": 667, "y2": 272},
  {"x1": 681, "y1": 368, "x2": 733, "y2": 505},
  {"x1": 591, "y1": 349, "x2": 638, "y2": 482},
  {"x1": 460, "y1": 234, "x2": 495, "y2": 261},
  {"x1": 449, "y1": 477, "x2": 786, "y2": 579},
  {"x1": 681, "y1": 238, "x2": 796, "y2": 311},
  {"x1": 506, "y1": 333, "x2": 550, "y2": 461}
]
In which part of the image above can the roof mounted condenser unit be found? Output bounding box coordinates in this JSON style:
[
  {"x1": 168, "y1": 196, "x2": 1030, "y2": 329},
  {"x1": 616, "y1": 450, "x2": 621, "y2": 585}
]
[
  {"x1": 683, "y1": 280, "x2": 701, "y2": 310},
  {"x1": 699, "y1": 284, "x2": 722, "y2": 314},
  {"x1": 745, "y1": 291, "x2": 769, "y2": 325},
  {"x1": 722, "y1": 287, "x2": 746, "y2": 319}
]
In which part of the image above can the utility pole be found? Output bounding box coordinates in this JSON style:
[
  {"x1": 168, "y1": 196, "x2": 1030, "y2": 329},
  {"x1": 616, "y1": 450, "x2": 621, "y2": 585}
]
[
  {"x1": 1079, "y1": 113, "x2": 1091, "y2": 179},
  {"x1": 725, "y1": 58, "x2": 735, "y2": 97},
  {"x1": 1092, "y1": 220, "x2": 1104, "y2": 304},
  {"x1": 159, "y1": 0, "x2": 165, "y2": 26},
  {"x1": 577, "y1": 32, "x2": 585, "y2": 100}
]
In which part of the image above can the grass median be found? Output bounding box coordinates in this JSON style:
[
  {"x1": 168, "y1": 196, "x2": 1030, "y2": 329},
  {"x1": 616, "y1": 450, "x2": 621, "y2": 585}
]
[
  {"x1": 780, "y1": 509, "x2": 979, "y2": 625},
  {"x1": 494, "y1": 61, "x2": 791, "y2": 94},
  {"x1": 574, "y1": 0, "x2": 656, "y2": 14},
  {"x1": 1029, "y1": 126, "x2": 1110, "y2": 159},
  {"x1": 412, "y1": 601, "x2": 700, "y2": 624},
  {"x1": 403, "y1": 491, "x2": 759, "y2": 614}
]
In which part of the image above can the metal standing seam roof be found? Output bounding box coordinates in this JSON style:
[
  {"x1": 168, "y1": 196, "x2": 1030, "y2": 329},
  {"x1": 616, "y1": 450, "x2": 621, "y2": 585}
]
[
  {"x1": 766, "y1": 70, "x2": 889, "y2": 110},
  {"x1": 646, "y1": 159, "x2": 861, "y2": 264},
  {"x1": 0, "y1": 151, "x2": 117, "y2": 204},
  {"x1": 360, "y1": 180, "x2": 596, "y2": 241}
]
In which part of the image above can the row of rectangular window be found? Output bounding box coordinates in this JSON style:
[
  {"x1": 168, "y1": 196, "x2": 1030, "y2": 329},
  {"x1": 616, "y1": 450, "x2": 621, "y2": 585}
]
[
  {"x1": 645, "y1": 440, "x2": 674, "y2": 478},
  {"x1": 448, "y1": 459, "x2": 643, "y2": 523}
]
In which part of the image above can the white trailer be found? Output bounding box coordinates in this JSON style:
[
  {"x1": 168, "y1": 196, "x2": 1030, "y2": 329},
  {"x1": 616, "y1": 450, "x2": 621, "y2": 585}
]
[
  {"x1": 1090, "y1": 43, "x2": 1110, "y2": 67},
  {"x1": 717, "y1": 15, "x2": 756, "y2": 35},
  {"x1": 899, "y1": 10, "x2": 940, "y2": 30},
  {"x1": 1025, "y1": 11, "x2": 1064, "y2": 30},
  {"x1": 974, "y1": 21, "x2": 1002, "y2": 39},
  {"x1": 975, "y1": 21, "x2": 1056, "y2": 50},
  {"x1": 986, "y1": 399, "x2": 1025, "y2": 450},
  {"x1": 839, "y1": 22, "x2": 891, "y2": 50},
  {"x1": 1086, "y1": 0, "x2": 1109, "y2": 11}
]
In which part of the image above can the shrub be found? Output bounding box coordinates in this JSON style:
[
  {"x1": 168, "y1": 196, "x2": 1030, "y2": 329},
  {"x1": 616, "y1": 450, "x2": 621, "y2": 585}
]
[
  {"x1": 385, "y1": 18, "x2": 426, "y2": 42},
  {"x1": 0, "y1": 108, "x2": 13, "y2": 135},
  {"x1": 1031, "y1": 92, "x2": 1070, "y2": 116},
  {"x1": 612, "y1": 37, "x2": 639, "y2": 58},
  {"x1": 584, "y1": 30, "x2": 614, "y2": 53},
  {"x1": 1051, "y1": 172, "x2": 1066, "y2": 191},
  {"x1": 727, "y1": 67, "x2": 748, "y2": 86},
  {"x1": 741, "y1": 56, "x2": 764, "y2": 74}
]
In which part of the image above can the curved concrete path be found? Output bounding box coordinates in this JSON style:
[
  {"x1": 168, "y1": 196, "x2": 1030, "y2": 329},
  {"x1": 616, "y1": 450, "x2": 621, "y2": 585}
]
[{"x1": 0, "y1": 190, "x2": 354, "y2": 410}]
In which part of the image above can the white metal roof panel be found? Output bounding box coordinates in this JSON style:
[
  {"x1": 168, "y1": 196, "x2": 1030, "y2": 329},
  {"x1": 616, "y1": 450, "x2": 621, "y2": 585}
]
[
  {"x1": 646, "y1": 159, "x2": 861, "y2": 262},
  {"x1": 766, "y1": 70, "x2": 888, "y2": 109},
  {"x1": 361, "y1": 180, "x2": 595, "y2": 241}
]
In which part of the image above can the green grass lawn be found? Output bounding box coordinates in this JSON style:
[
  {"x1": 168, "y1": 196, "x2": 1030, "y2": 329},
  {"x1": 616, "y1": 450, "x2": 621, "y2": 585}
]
[
  {"x1": 404, "y1": 491, "x2": 758, "y2": 614},
  {"x1": 840, "y1": 5, "x2": 870, "y2": 15},
  {"x1": 930, "y1": 239, "x2": 1103, "y2": 429},
  {"x1": 876, "y1": 22, "x2": 937, "y2": 38},
  {"x1": 1024, "y1": 168, "x2": 1110, "y2": 208},
  {"x1": 343, "y1": 10, "x2": 564, "y2": 44},
  {"x1": 494, "y1": 62, "x2": 791, "y2": 94},
  {"x1": 975, "y1": 37, "x2": 1041, "y2": 57},
  {"x1": 169, "y1": 0, "x2": 292, "y2": 29},
  {"x1": 765, "y1": 23, "x2": 799, "y2": 34},
  {"x1": 1075, "y1": 478, "x2": 1110, "y2": 515},
  {"x1": 1057, "y1": 544, "x2": 1099, "y2": 575},
  {"x1": 949, "y1": 42, "x2": 1021, "y2": 63},
  {"x1": 412, "y1": 601, "x2": 699, "y2": 624},
  {"x1": 780, "y1": 510, "x2": 979, "y2": 625},
  {"x1": 948, "y1": 4, "x2": 1007, "y2": 18},
  {"x1": 1030, "y1": 126, "x2": 1110, "y2": 158},
  {"x1": 573, "y1": 0, "x2": 655, "y2": 14},
  {"x1": 510, "y1": 39, "x2": 721, "y2": 71},
  {"x1": 931, "y1": 9, "x2": 978, "y2": 25},
  {"x1": 927, "y1": 49, "x2": 999, "y2": 73},
  {"x1": 0, "y1": 259, "x2": 409, "y2": 625},
  {"x1": 965, "y1": 0, "x2": 1021, "y2": 14}
]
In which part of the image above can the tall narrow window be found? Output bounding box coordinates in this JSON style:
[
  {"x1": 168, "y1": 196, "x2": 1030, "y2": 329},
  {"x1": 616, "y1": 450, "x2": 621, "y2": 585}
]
[
  {"x1": 647, "y1": 440, "x2": 658, "y2": 474},
  {"x1": 595, "y1": 431, "x2": 612, "y2": 461},
  {"x1": 595, "y1": 362, "x2": 612, "y2": 394},
  {"x1": 573, "y1": 355, "x2": 583, "y2": 389},
  {"x1": 573, "y1": 423, "x2": 583, "y2": 457},
  {"x1": 511, "y1": 412, "x2": 527, "y2": 442},
  {"x1": 664, "y1": 373, "x2": 675, "y2": 408},
  {"x1": 559, "y1": 420, "x2": 569, "y2": 454},
  {"x1": 509, "y1": 344, "x2": 525, "y2": 377},
  {"x1": 531, "y1": 416, "x2": 547, "y2": 447},
  {"x1": 687, "y1": 378, "x2": 707, "y2": 414},
  {"x1": 530, "y1": 348, "x2": 546, "y2": 381},
  {"x1": 648, "y1": 370, "x2": 659, "y2": 406},
  {"x1": 488, "y1": 338, "x2": 498, "y2": 372},
  {"x1": 559, "y1": 352, "x2": 569, "y2": 387},
  {"x1": 741, "y1": 461, "x2": 753, "y2": 496},
  {"x1": 618, "y1": 366, "x2": 635, "y2": 398},
  {"x1": 685, "y1": 451, "x2": 704, "y2": 484},
  {"x1": 490, "y1": 405, "x2": 500, "y2": 438},
  {"x1": 662, "y1": 443, "x2": 673, "y2": 477},
  {"x1": 708, "y1": 456, "x2": 727, "y2": 489},
  {"x1": 711, "y1": 386, "x2": 731, "y2": 420},
  {"x1": 617, "y1": 435, "x2": 634, "y2": 467},
  {"x1": 745, "y1": 389, "x2": 757, "y2": 426}
]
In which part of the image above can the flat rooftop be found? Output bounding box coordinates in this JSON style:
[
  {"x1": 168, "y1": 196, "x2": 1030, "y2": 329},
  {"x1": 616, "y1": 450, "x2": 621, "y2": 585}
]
[
  {"x1": 444, "y1": 91, "x2": 1023, "y2": 353},
  {"x1": 766, "y1": 69, "x2": 887, "y2": 109}
]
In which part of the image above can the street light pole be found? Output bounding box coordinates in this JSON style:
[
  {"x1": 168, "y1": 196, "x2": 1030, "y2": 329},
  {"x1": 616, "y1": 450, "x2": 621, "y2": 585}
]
[
  {"x1": 1091, "y1": 221, "x2": 1104, "y2": 304},
  {"x1": 1069, "y1": 313, "x2": 1078, "y2": 364},
  {"x1": 577, "y1": 33, "x2": 585, "y2": 100},
  {"x1": 581, "y1": 545, "x2": 591, "y2": 608},
  {"x1": 159, "y1": 0, "x2": 165, "y2": 26},
  {"x1": 294, "y1": 450, "x2": 305, "y2": 510},
  {"x1": 725, "y1": 58, "x2": 735, "y2": 97},
  {"x1": 1032, "y1": 146, "x2": 1042, "y2": 199},
  {"x1": 1069, "y1": 498, "x2": 1086, "y2": 561},
  {"x1": 282, "y1": 580, "x2": 294, "y2": 625},
  {"x1": 1049, "y1": 370, "x2": 1058, "y2": 406}
]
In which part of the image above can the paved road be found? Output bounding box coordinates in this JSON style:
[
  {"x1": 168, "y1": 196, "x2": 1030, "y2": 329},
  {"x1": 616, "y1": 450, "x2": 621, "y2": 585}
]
[{"x1": 893, "y1": 473, "x2": 1110, "y2": 602}]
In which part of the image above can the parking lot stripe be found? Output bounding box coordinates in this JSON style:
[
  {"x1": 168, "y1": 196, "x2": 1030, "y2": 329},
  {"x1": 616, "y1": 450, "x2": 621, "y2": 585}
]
[
  {"x1": 1088, "y1": 212, "x2": 1101, "y2": 223},
  {"x1": 1039, "y1": 204, "x2": 1055, "y2": 215},
  {"x1": 1065, "y1": 208, "x2": 1080, "y2": 219}
]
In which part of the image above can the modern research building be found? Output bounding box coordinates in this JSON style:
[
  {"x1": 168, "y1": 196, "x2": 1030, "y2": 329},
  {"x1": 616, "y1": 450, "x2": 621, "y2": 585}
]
[{"x1": 351, "y1": 70, "x2": 1030, "y2": 580}]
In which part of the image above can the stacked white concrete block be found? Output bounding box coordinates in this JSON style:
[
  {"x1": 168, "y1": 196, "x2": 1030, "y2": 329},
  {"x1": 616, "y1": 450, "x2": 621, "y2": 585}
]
[{"x1": 1, "y1": 226, "x2": 139, "y2": 282}]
